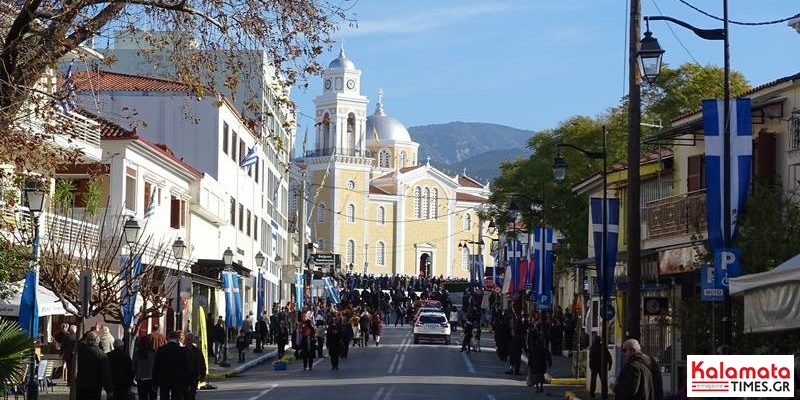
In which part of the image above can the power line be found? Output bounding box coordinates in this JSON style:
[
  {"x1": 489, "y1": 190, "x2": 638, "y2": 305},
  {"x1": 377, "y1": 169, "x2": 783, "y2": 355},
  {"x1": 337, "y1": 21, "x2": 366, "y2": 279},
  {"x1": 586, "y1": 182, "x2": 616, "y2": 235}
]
[
  {"x1": 307, "y1": 181, "x2": 487, "y2": 203},
  {"x1": 651, "y1": 0, "x2": 701, "y2": 65},
  {"x1": 677, "y1": 0, "x2": 800, "y2": 26}
]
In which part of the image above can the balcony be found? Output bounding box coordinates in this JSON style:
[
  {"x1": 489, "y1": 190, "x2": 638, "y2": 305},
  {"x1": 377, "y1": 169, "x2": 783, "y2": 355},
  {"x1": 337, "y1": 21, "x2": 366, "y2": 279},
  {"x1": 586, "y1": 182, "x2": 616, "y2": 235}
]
[
  {"x1": 645, "y1": 190, "x2": 707, "y2": 241},
  {"x1": 1, "y1": 207, "x2": 100, "y2": 256},
  {"x1": 21, "y1": 111, "x2": 102, "y2": 161}
]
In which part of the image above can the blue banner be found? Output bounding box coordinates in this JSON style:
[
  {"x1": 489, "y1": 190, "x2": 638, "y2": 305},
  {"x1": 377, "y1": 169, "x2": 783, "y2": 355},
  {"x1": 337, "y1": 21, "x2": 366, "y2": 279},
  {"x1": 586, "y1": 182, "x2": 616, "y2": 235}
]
[
  {"x1": 222, "y1": 271, "x2": 242, "y2": 328},
  {"x1": 321, "y1": 276, "x2": 341, "y2": 304},
  {"x1": 294, "y1": 272, "x2": 305, "y2": 309},
  {"x1": 232, "y1": 273, "x2": 243, "y2": 326},
  {"x1": 469, "y1": 255, "x2": 483, "y2": 286},
  {"x1": 506, "y1": 239, "x2": 522, "y2": 293},
  {"x1": 702, "y1": 98, "x2": 752, "y2": 250},
  {"x1": 18, "y1": 270, "x2": 38, "y2": 339},
  {"x1": 591, "y1": 198, "x2": 620, "y2": 298},
  {"x1": 534, "y1": 227, "x2": 555, "y2": 309},
  {"x1": 120, "y1": 254, "x2": 143, "y2": 329}
]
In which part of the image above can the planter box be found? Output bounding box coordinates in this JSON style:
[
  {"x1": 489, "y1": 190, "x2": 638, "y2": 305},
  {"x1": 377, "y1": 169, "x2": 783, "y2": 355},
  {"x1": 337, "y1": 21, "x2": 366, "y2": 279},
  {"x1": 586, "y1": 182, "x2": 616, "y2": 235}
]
[{"x1": 273, "y1": 363, "x2": 287, "y2": 371}]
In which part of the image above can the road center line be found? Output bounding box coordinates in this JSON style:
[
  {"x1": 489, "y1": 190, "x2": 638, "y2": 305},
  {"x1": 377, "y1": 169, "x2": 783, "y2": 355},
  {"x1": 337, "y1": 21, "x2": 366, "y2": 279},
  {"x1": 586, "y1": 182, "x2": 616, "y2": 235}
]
[
  {"x1": 382, "y1": 385, "x2": 396, "y2": 400},
  {"x1": 387, "y1": 353, "x2": 399, "y2": 374},
  {"x1": 247, "y1": 384, "x2": 278, "y2": 400},
  {"x1": 462, "y1": 352, "x2": 476, "y2": 374},
  {"x1": 372, "y1": 386, "x2": 386, "y2": 400},
  {"x1": 395, "y1": 354, "x2": 405, "y2": 373},
  {"x1": 486, "y1": 394, "x2": 497, "y2": 400}
]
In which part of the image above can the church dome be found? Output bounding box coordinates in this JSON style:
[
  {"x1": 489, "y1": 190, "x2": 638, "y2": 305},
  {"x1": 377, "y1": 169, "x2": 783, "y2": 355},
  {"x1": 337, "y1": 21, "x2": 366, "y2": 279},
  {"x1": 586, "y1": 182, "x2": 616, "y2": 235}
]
[
  {"x1": 328, "y1": 46, "x2": 356, "y2": 70},
  {"x1": 366, "y1": 90, "x2": 411, "y2": 142}
]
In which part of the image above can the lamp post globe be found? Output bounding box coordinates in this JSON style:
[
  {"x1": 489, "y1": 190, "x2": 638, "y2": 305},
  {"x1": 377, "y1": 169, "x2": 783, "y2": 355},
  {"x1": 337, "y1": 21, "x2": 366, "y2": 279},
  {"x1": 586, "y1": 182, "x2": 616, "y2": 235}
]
[
  {"x1": 255, "y1": 251, "x2": 266, "y2": 268},
  {"x1": 636, "y1": 30, "x2": 665, "y2": 84},
  {"x1": 123, "y1": 217, "x2": 141, "y2": 247},
  {"x1": 172, "y1": 237, "x2": 186, "y2": 260},
  {"x1": 552, "y1": 154, "x2": 567, "y2": 183},
  {"x1": 23, "y1": 187, "x2": 46, "y2": 212},
  {"x1": 223, "y1": 247, "x2": 234, "y2": 267}
]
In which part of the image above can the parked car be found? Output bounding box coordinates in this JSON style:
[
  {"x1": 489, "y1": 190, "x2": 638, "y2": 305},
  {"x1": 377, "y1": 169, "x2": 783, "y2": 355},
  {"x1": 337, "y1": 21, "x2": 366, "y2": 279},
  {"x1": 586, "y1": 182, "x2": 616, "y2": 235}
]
[{"x1": 413, "y1": 312, "x2": 451, "y2": 344}]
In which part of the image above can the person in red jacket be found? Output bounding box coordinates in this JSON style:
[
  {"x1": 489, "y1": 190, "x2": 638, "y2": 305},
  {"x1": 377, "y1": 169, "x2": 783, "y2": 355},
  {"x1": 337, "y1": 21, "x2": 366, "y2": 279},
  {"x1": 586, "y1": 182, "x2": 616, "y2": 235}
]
[{"x1": 371, "y1": 312, "x2": 384, "y2": 346}]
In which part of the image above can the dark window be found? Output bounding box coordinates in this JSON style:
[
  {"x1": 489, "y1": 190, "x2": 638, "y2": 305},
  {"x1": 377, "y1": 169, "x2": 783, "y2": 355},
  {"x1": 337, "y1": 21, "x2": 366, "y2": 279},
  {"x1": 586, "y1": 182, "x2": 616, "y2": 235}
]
[
  {"x1": 246, "y1": 210, "x2": 251, "y2": 236},
  {"x1": 230, "y1": 198, "x2": 236, "y2": 226},
  {"x1": 419, "y1": 314, "x2": 446, "y2": 324},
  {"x1": 239, "y1": 139, "x2": 245, "y2": 164},
  {"x1": 255, "y1": 160, "x2": 260, "y2": 183},
  {"x1": 223, "y1": 122, "x2": 229, "y2": 155},
  {"x1": 687, "y1": 154, "x2": 705, "y2": 192},
  {"x1": 239, "y1": 204, "x2": 244, "y2": 231},
  {"x1": 170, "y1": 196, "x2": 180, "y2": 229},
  {"x1": 754, "y1": 133, "x2": 776, "y2": 183},
  {"x1": 253, "y1": 216, "x2": 258, "y2": 241},
  {"x1": 231, "y1": 131, "x2": 238, "y2": 161}
]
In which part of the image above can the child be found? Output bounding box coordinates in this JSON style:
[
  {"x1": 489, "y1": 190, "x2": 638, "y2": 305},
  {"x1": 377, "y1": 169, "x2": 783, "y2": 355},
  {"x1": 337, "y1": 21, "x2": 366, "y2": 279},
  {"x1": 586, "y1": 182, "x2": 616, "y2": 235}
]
[{"x1": 236, "y1": 329, "x2": 248, "y2": 363}]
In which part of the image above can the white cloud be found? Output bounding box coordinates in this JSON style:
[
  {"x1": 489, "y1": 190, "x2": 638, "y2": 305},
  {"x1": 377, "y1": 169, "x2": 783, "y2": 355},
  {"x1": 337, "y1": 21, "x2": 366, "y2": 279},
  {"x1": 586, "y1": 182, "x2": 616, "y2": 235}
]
[{"x1": 342, "y1": 3, "x2": 517, "y2": 36}]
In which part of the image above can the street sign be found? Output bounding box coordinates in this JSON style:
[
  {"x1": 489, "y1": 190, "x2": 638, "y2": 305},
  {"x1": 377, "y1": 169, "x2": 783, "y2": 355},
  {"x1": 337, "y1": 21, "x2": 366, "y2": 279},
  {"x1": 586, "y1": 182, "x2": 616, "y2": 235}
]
[
  {"x1": 312, "y1": 253, "x2": 336, "y2": 273},
  {"x1": 701, "y1": 265, "x2": 723, "y2": 302}
]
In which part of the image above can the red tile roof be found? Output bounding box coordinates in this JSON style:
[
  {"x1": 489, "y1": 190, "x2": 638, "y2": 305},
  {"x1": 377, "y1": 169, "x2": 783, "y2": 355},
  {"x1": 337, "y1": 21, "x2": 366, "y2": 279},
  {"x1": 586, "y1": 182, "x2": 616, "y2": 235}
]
[
  {"x1": 369, "y1": 185, "x2": 390, "y2": 195},
  {"x1": 458, "y1": 174, "x2": 484, "y2": 188},
  {"x1": 456, "y1": 192, "x2": 487, "y2": 202},
  {"x1": 76, "y1": 109, "x2": 137, "y2": 138},
  {"x1": 72, "y1": 69, "x2": 192, "y2": 92}
]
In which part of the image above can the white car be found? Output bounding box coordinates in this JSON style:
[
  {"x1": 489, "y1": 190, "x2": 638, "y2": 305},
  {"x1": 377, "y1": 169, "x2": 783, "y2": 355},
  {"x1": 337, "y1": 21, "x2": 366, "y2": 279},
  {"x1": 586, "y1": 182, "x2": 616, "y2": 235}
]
[{"x1": 413, "y1": 312, "x2": 451, "y2": 344}]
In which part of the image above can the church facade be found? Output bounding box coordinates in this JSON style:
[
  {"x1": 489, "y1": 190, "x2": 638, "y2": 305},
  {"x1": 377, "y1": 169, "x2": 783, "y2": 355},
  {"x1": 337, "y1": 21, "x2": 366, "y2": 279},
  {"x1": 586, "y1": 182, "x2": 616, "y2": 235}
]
[{"x1": 301, "y1": 48, "x2": 492, "y2": 279}]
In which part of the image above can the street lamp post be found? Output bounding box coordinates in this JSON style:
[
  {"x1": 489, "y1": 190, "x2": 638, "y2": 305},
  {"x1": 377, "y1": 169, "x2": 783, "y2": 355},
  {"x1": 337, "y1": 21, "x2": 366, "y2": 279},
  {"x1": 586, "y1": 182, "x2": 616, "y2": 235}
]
[
  {"x1": 637, "y1": 0, "x2": 732, "y2": 347},
  {"x1": 459, "y1": 237, "x2": 485, "y2": 286},
  {"x1": 23, "y1": 187, "x2": 46, "y2": 400},
  {"x1": 255, "y1": 251, "x2": 265, "y2": 319},
  {"x1": 553, "y1": 126, "x2": 608, "y2": 400},
  {"x1": 172, "y1": 237, "x2": 187, "y2": 332},
  {"x1": 220, "y1": 247, "x2": 234, "y2": 367},
  {"x1": 122, "y1": 217, "x2": 141, "y2": 355}
]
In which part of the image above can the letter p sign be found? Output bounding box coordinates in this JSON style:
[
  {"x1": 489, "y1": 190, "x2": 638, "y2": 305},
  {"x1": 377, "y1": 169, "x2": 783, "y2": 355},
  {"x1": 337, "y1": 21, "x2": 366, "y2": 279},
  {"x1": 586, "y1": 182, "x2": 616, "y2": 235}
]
[{"x1": 714, "y1": 248, "x2": 741, "y2": 288}]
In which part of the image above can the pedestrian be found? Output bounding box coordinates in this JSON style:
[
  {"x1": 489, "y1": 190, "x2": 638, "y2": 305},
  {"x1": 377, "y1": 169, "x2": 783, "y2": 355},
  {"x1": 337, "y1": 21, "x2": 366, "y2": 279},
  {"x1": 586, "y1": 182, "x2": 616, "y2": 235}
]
[
  {"x1": 527, "y1": 338, "x2": 552, "y2": 393},
  {"x1": 326, "y1": 315, "x2": 344, "y2": 370},
  {"x1": 269, "y1": 311, "x2": 278, "y2": 345},
  {"x1": 60, "y1": 325, "x2": 77, "y2": 384},
  {"x1": 242, "y1": 311, "x2": 254, "y2": 344},
  {"x1": 589, "y1": 335, "x2": 612, "y2": 399},
  {"x1": 359, "y1": 310, "x2": 371, "y2": 347},
  {"x1": 76, "y1": 331, "x2": 113, "y2": 400},
  {"x1": 98, "y1": 326, "x2": 115, "y2": 353},
  {"x1": 212, "y1": 317, "x2": 226, "y2": 364},
  {"x1": 460, "y1": 319, "x2": 473, "y2": 353},
  {"x1": 299, "y1": 320, "x2": 316, "y2": 371},
  {"x1": 108, "y1": 339, "x2": 133, "y2": 400},
  {"x1": 612, "y1": 338, "x2": 663, "y2": 400},
  {"x1": 183, "y1": 333, "x2": 206, "y2": 400},
  {"x1": 341, "y1": 316, "x2": 353, "y2": 359},
  {"x1": 153, "y1": 330, "x2": 188, "y2": 400},
  {"x1": 351, "y1": 315, "x2": 362, "y2": 347},
  {"x1": 506, "y1": 327, "x2": 523, "y2": 375},
  {"x1": 255, "y1": 313, "x2": 268, "y2": 353},
  {"x1": 371, "y1": 312, "x2": 383, "y2": 346},
  {"x1": 133, "y1": 336, "x2": 156, "y2": 400},
  {"x1": 275, "y1": 320, "x2": 289, "y2": 359},
  {"x1": 236, "y1": 329, "x2": 248, "y2": 363},
  {"x1": 315, "y1": 314, "x2": 326, "y2": 358}
]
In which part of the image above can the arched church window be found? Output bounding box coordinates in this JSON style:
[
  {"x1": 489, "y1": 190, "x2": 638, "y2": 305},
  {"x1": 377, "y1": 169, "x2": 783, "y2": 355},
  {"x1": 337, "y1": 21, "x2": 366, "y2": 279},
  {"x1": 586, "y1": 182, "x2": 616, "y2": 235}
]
[
  {"x1": 347, "y1": 203, "x2": 355, "y2": 223},
  {"x1": 422, "y1": 187, "x2": 430, "y2": 219},
  {"x1": 346, "y1": 239, "x2": 355, "y2": 264},
  {"x1": 379, "y1": 149, "x2": 390, "y2": 168},
  {"x1": 464, "y1": 213, "x2": 471, "y2": 231},
  {"x1": 318, "y1": 203, "x2": 326, "y2": 223},
  {"x1": 376, "y1": 241, "x2": 385, "y2": 266},
  {"x1": 399, "y1": 151, "x2": 406, "y2": 167},
  {"x1": 347, "y1": 113, "x2": 356, "y2": 150},
  {"x1": 461, "y1": 246, "x2": 470, "y2": 271},
  {"x1": 322, "y1": 113, "x2": 331, "y2": 151},
  {"x1": 377, "y1": 206, "x2": 385, "y2": 225},
  {"x1": 431, "y1": 188, "x2": 439, "y2": 219},
  {"x1": 413, "y1": 187, "x2": 421, "y2": 218}
]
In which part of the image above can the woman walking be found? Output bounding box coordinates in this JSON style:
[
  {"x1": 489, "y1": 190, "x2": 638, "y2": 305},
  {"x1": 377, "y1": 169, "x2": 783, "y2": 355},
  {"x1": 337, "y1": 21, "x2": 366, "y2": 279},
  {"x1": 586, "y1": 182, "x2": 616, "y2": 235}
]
[
  {"x1": 351, "y1": 316, "x2": 362, "y2": 347},
  {"x1": 132, "y1": 336, "x2": 156, "y2": 400},
  {"x1": 371, "y1": 312, "x2": 384, "y2": 346},
  {"x1": 299, "y1": 320, "x2": 316, "y2": 371},
  {"x1": 326, "y1": 315, "x2": 344, "y2": 370}
]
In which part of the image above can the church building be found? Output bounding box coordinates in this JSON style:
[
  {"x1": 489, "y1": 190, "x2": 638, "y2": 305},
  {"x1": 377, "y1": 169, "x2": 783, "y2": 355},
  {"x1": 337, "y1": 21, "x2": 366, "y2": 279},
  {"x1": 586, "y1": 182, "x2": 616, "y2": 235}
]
[{"x1": 300, "y1": 47, "x2": 492, "y2": 279}]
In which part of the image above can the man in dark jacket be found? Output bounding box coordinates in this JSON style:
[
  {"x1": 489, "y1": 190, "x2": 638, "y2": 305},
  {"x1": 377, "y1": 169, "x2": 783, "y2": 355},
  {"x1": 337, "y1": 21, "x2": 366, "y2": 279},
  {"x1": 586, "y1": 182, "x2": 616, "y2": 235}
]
[
  {"x1": 60, "y1": 325, "x2": 77, "y2": 384},
  {"x1": 255, "y1": 313, "x2": 268, "y2": 353},
  {"x1": 76, "y1": 331, "x2": 113, "y2": 400},
  {"x1": 589, "y1": 334, "x2": 613, "y2": 399},
  {"x1": 212, "y1": 318, "x2": 226, "y2": 364},
  {"x1": 528, "y1": 338, "x2": 552, "y2": 393},
  {"x1": 184, "y1": 333, "x2": 206, "y2": 400},
  {"x1": 107, "y1": 339, "x2": 133, "y2": 400},
  {"x1": 153, "y1": 331, "x2": 188, "y2": 400},
  {"x1": 612, "y1": 339, "x2": 663, "y2": 400}
]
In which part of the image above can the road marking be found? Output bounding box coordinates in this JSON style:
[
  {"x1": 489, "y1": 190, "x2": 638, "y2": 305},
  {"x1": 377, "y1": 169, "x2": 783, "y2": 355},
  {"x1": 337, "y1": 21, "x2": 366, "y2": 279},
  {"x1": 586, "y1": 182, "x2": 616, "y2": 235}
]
[
  {"x1": 486, "y1": 394, "x2": 497, "y2": 400},
  {"x1": 246, "y1": 384, "x2": 278, "y2": 400},
  {"x1": 382, "y1": 385, "x2": 396, "y2": 400},
  {"x1": 372, "y1": 387, "x2": 386, "y2": 400},
  {"x1": 395, "y1": 354, "x2": 405, "y2": 373},
  {"x1": 387, "y1": 353, "x2": 399, "y2": 374},
  {"x1": 462, "y1": 352, "x2": 476, "y2": 374}
]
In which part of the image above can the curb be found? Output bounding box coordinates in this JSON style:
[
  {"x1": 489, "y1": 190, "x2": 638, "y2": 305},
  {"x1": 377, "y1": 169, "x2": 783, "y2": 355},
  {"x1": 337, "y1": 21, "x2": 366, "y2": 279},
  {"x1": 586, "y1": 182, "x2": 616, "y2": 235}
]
[
  {"x1": 207, "y1": 350, "x2": 279, "y2": 379},
  {"x1": 522, "y1": 354, "x2": 584, "y2": 386}
]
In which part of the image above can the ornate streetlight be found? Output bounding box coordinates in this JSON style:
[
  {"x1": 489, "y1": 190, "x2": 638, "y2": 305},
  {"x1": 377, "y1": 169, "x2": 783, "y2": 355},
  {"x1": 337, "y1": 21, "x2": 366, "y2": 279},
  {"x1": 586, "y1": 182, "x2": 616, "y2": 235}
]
[
  {"x1": 172, "y1": 237, "x2": 187, "y2": 331},
  {"x1": 22, "y1": 186, "x2": 46, "y2": 400}
]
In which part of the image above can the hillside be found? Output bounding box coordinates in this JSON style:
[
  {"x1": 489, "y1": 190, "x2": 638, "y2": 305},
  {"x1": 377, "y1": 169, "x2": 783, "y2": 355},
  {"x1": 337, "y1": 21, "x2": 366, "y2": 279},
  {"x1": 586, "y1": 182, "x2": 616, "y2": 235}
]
[{"x1": 408, "y1": 122, "x2": 531, "y2": 165}]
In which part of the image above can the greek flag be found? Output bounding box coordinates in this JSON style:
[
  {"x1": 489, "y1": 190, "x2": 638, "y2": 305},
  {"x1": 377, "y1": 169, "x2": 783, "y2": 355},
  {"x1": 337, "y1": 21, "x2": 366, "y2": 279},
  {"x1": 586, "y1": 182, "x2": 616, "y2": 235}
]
[
  {"x1": 144, "y1": 188, "x2": 157, "y2": 219},
  {"x1": 294, "y1": 272, "x2": 305, "y2": 309},
  {"x1": 18, "y1": 270, "x2": 39, "y2": 339},
  {"x1": 591, "y1": 198, "x2": 620, "y2": 298},
  {"x1": 239, "y1": 146, "x2": 258, "y2": 169},
  {"x1": 534, "y1": 227, "x2": 556, "y2": 309},
  {"x1": 58, "y1": 59, "x2": 75, "y2": 114},
  {"x1": 322, "y1": 276, "x2": 341, "y2": 304},
  {"x1": 120, "y1": 255, "x2": 143, "y2": 329},
  {"x1": 702, "y1": 98, "x2": 752, "y2": 250},
  {"x1": 506, "y1": 239, "x2": 522, "y2": 293},
  {"x1": 222, "y1": 271, "x2": 242, "y2": 328}
]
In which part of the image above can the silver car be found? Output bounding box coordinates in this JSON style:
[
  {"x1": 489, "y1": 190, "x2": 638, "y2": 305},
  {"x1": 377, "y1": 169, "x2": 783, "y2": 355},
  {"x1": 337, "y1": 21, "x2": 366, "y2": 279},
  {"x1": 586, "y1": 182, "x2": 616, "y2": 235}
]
[{"x1": 413, "y1": 312, "x2": 451, "y2": 344}]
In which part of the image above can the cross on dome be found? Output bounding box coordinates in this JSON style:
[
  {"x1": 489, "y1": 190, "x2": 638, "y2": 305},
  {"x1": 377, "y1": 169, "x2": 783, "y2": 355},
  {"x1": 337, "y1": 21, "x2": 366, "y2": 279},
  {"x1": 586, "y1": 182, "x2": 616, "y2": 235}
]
[{"x1": 375, "y1": 88, "x2": 385, "y2": 116}]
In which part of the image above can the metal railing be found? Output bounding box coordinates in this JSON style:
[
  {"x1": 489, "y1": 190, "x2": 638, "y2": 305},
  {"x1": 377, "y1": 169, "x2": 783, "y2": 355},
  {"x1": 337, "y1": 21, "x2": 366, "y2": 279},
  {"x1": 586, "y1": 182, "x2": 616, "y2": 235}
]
[
  {"x1": 304, "y1": 147, "x2": 367, "y2": 157},
  {"x1": 645, "y1": 190, "x2": 707, "y2": 240},
  {"x1": 20, "y1": 111, "x2": 101, "y2": 148}
]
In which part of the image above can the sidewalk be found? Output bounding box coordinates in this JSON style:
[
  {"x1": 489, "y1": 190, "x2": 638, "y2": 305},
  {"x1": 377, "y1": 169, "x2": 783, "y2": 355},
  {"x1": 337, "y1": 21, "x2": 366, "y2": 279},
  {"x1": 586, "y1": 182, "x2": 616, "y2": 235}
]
[{"x1": 206, "y1": 343, "x2": 279, "y2": 379}]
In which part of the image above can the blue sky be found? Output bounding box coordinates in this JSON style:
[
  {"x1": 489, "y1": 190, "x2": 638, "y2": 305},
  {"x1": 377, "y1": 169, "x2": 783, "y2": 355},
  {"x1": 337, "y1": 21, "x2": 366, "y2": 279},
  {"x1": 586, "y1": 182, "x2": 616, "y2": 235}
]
[{"x1": 291, "y1": 1, "x2": 799, "y2": 135}]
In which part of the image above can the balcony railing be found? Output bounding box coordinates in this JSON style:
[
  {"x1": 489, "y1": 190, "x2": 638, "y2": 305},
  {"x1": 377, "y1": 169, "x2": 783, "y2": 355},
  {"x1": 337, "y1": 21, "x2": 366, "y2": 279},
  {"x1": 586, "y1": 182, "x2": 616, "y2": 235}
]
[
  {"x1": 645, "y1": 190, "x2": 707, "y2": 240},
  {"x1": 304, "y1": 147, "x2": 368, "y2": 158},
  {"x1": 0, "y1": 207, "x2": 100, "y2": 255}
]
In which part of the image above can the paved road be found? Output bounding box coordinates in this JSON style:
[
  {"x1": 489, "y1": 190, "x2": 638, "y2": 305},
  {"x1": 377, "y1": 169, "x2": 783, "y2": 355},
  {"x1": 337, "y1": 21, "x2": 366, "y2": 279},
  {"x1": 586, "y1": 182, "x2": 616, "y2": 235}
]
[{"x1": 199, "y1": 326, "x2": 571, "y2": 400}]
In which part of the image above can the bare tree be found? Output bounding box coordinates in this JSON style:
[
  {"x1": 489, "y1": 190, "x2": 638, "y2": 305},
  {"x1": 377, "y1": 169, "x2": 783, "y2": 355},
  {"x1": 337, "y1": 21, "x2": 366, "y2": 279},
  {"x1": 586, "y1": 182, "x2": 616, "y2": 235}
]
[{"x1": 0, "y1": 0, "x2": 350, "y2": 173}]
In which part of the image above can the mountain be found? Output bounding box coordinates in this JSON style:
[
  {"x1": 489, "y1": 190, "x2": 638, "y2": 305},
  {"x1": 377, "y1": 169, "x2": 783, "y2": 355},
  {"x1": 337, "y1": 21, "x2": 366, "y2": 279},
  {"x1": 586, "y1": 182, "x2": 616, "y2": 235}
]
[{"x1": 408, "y1": 121, "x2": 533, "y2": 182}]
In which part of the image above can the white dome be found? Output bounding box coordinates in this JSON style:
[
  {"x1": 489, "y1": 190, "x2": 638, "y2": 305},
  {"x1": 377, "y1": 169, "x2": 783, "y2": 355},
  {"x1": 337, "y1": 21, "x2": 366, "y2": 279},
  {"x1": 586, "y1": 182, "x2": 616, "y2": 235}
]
[
  {"x1": 328, "y1": 46, "x2": 356, "y2": 70},
  {"x1": 366, "y1": 90, "x2": 411, "y2": 142}
]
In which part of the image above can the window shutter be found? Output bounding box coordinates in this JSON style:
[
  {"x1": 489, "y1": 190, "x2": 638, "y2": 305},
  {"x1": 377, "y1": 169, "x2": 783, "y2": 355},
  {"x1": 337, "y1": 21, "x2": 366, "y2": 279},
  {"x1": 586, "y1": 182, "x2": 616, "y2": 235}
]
[
  {"x1": 170, "y1": 196, "x2": 180, "y2": 228},
  {"x1": 754, "y1": 132, "x2": 776, "y2": 183},
  {"x1": 687, "y1": 154, "x2": 705, "y2": 192}
]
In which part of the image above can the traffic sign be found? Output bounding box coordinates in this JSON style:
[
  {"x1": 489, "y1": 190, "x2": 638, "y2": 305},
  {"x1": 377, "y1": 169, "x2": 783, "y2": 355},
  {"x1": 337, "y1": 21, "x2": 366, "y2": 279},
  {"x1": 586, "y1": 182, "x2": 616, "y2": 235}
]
[{"x1": 483, "y1": 276, "x2": 496, "y2": 289}]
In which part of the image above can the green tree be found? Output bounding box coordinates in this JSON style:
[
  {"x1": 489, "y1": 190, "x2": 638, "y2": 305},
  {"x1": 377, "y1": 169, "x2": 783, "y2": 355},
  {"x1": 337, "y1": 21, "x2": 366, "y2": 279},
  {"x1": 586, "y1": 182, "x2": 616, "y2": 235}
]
[
  {"x1": 0, "y1": 238, "x2": 31, "y2": 300},
  {"x1": 0, "y1": 319, "x2": 32, "y2": 394}
]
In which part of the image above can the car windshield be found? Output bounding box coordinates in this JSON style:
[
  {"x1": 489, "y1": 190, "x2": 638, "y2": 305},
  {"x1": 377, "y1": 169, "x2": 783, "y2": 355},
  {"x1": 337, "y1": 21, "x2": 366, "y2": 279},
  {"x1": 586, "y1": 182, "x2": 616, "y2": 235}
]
[{"x1": 419, "y1": 314, "x2": 446, "y2": 324}]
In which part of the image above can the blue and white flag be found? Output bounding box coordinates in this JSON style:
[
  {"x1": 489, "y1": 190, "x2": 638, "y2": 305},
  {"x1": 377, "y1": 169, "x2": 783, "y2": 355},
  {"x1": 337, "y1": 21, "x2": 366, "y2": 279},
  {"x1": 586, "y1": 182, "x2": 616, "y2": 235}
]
[
  {"x1": 144, "y1": 188, "x2": 157, "y2": 219},
  {"x1": 239, "y1": 146, "x2": 258, "y2": 169},
  {"x1": 534, "y1": 227, "x2": 556, "y2": 310},
  {"x1": 18, "y1": 270, "x2": 39, "y2": 339},
  {"x1": 58, "y1": 59, "x2": 76, "y2": 114},
  {"x1": 294, "y1": 272, "x2": 305, "y2": 309},
  {"x1": 469, "y1": 254, "x2": 483, "y2": 286},
  {"x1": 232, "y1": 273, "x2": 243, "y2": 326},
  {"x1": 222, "y1": 271, "x2": 242, "y2": 328},
  {"x1": 506, "y1": 239, "x2": 522, "y2": 293},
  {"x1": 591, "y1": 198, "x2": 620, "y2": 298},
  {"x1": 702, "y1": 98, "x2": 752, "y2": 250},
  {"x1": 120, "y1": 254, "x2": 143, "y2": 329},
  {"x1": 321, "y1": 276, "x2": 341, "y2": 304}
]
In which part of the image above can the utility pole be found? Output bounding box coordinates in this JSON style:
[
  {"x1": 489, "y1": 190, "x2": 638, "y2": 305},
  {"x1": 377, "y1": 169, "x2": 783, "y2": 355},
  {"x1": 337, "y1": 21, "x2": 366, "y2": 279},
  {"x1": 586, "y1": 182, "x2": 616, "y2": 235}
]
[{"x1": 626, "y1": 0, "x2": 643, "y2": 341}]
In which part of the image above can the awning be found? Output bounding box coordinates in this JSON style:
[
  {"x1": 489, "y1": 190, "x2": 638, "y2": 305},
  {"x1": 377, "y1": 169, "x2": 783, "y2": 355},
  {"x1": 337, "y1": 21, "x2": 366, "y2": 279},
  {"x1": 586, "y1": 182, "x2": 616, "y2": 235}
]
[
  {"x1": 729, "y1": 253, "x2": 800, "y2": 332},
  {"x1": 0, "y1": 280, "x2": 78, "y2": 317}
]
